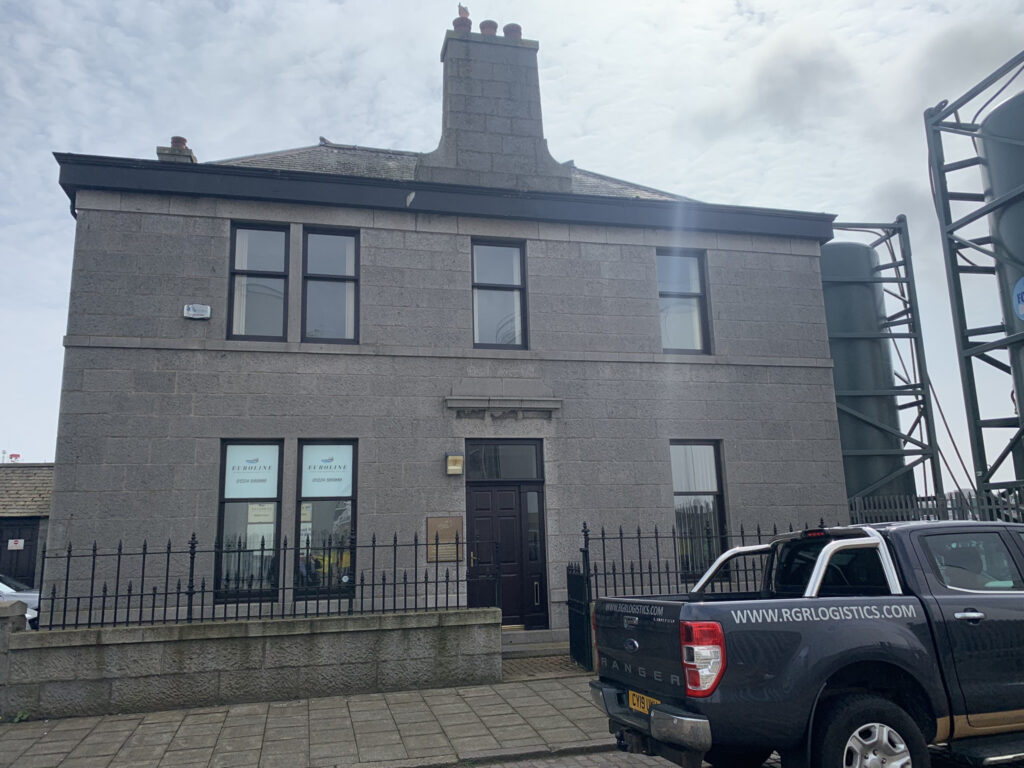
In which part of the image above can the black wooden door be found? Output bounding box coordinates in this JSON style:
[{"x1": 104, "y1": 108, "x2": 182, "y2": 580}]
[
  {"x1": 0, "y1": 518, "x2": 41, "y2": 587},
  {"x1": 466, "y1": 485, "x2": 547, "y2": 628}
]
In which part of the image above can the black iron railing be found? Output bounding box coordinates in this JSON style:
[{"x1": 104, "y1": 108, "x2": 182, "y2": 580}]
[
  {"x1": 36, "y1": 531, "x2": 499, "y2": 630},
  {"x1": 579, "y1": 521, "x2": 830, "y2": 600}
]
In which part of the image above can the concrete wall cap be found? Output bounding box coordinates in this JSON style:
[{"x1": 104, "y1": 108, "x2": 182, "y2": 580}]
[
  {"x1": 14, "y1": 608, "x2": 499, "y2": 649},
  {"x1": 0, "y1": 600, "x2": 27, "y2": 618}
]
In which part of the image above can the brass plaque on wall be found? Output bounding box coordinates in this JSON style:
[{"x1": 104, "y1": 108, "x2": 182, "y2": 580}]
[{"x1": 426, "y1": 516, "x2": 463, "y2": 563}]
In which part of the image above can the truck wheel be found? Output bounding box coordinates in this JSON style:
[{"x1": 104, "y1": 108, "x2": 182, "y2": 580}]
[
  {"x1": 704, "y1": 747, "x2": 772, "y2": 768},
  {"x1": 814, "y1": 694, "x2": 929, "y2": 768}
]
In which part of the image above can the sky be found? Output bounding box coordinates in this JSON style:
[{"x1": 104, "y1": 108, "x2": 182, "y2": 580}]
[{"x1": 1, "y1": 0, "x2": 1023, "y2": 492}]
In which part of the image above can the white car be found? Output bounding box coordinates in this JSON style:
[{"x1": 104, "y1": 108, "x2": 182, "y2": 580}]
[{"x1": 0, "y1": 573, "x2": 39, "y2": 629}]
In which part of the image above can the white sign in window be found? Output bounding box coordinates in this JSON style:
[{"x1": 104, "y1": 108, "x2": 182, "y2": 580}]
[
  {"x1": 224, "y1": 444, "x2": 280, "y2": 499},
  {"x1": 301, "y1": 444, "x2": 353, "y2": 498}
]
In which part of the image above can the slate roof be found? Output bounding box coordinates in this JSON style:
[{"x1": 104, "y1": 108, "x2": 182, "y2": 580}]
[
  {"x1": 215, "y1": 138, "x2": 690, "y2": 202},
  {"x1": 0, "y1": 464, "x2": 54, "y2": 518}
]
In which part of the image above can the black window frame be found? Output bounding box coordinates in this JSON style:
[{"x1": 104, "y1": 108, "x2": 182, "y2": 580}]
[
  {"x1": 216, "y1": 438, "x2": 284, "y2": 601},
  {"x1": 657, "y1": 249, "x2": 711, "y2": 354},
  {"x1": 472, "y1": 239, "x2": 528, "y2": 350},
  {"x1": 670, "y1": 440, "x2": 727, "y2": 577},
  {"x1": 294, "y1": 439, "x2": 358, "y2": 596},
  {"x1": 228, "y1": 222, "x2": 290, "y2": 341},
  {"x1": 301, "y1": 227, "x2": 360, "y2": 344}
]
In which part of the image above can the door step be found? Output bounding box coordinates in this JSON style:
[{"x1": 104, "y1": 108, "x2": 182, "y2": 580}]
[
  {"x1": 501, "y1": 627, "x2": 569, "y2": 659},
  {"x1": 944, "y1": 733, "x2": 1024, "y2": 765}
]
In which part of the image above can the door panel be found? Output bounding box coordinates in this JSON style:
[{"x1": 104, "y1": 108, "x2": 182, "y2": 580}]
[
  {"x1": 466, "y1": 484, "x2": 547, "y2": 628},
  {"x1": 916, "y1": 528, "x2": 1024, "y2": 725},
  {"x1": 521, "y1": 489, "x2": 547, "y2": 629},
  {"x1": 0, "y1": 518, "x2": 41, "y2": 587}
]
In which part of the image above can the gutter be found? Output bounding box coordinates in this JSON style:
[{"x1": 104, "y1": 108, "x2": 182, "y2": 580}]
[{"x1": 54, "y1": 153, "x2": 836, "y2": 243}]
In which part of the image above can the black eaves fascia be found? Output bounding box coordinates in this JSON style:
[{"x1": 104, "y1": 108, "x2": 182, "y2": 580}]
[{"x1": 53, "y1": 152, "x2": 836, "y2": 243}]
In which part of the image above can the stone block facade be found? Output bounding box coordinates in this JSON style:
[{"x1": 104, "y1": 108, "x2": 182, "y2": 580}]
[
  {"x1": 47, "y1": 22, "x2": 846, "y2": 632},
  {"x1": 48, "y1": 186, "x2": 846, "y2": 630}
]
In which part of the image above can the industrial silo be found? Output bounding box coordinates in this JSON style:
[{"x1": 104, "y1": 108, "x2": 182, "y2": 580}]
[
  {"x1": 978, "y1": 90, "x2": 1024, "y2": 479},
  {"x1": 821, "y1": 242, "x2": 916, "y2": 498}
]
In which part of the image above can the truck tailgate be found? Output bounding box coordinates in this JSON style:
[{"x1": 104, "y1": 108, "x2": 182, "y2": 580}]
[{"x1": 595, "y1": 596, "x2": 688, "y2": 702}]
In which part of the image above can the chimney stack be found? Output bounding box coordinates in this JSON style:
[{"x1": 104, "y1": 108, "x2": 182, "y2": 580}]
[
  {"x1": 156, "y1": 136, "x2": 197, "y2": 163},
  {"x1": 415, "y1": 23, "x2": 570, "y2": 193}
]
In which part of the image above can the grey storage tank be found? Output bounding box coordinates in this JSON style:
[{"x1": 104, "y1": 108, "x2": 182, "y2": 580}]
[
  {"x1": 821, "y1": 242, "x2": 916, "y2": 498},
  {"x1": 978, "y1": 90, "x2": 1024, "y2": 478}
]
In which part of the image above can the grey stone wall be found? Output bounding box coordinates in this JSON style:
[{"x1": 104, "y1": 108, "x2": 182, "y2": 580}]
[
  {"x1": 51, "y1": 189, "x2": 847, "y2": 630},
  {"x1": 0, "y1": 601, "x2": 501, "y2": 720}
]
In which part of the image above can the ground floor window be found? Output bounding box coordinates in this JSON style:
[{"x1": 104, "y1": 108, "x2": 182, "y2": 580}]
[
  {"x1": 296, "y1": 440, "x2": 356, "y2": 591},
  {"x1": 218, "y1": 441, "x2": 282, "y2": 596},
  {"x1": 670, "y1": 441, "x2": 726, "y2": 576}
]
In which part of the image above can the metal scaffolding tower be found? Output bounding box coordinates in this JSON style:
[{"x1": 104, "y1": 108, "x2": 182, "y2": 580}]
[{"x1": 925, "y1": 50, "x2": 1024, "y2": 495}]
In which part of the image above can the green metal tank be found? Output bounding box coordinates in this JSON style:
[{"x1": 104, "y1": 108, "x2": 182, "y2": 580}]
[
  {"x1": 821, "y1": 242, "x2": 916, "y2": 498},
  {"x1": 978, "y1": 90, "x2": 1024, "y2": 479}
]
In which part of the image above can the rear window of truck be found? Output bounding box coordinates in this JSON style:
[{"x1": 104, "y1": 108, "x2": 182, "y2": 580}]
[{"x1": 772, "y1": 540, "x2": 890, "y2": 597}]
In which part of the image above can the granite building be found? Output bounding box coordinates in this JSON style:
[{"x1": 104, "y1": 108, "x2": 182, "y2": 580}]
[{"x1": 48, "y1": 19, "x2": 846, "y2": 630}]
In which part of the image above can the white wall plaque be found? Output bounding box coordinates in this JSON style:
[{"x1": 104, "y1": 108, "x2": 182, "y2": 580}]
[{"x1": 184, "y1": 304, "x2": 211, "y2": 319}]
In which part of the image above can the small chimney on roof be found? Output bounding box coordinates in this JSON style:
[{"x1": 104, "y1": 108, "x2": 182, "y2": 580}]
[
  {"x1": 156, "y1": 136, "x2": 197, "y2": 163},
  {"x1": 415, "y1": 20, "x2": 570, "y2": 193}
]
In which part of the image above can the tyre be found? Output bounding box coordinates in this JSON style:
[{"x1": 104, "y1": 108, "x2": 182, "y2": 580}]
[
  {"x1": 813, "y1": 694, "x2": 929, "y2": 768},
  {"x1": 704, "y1": 747, "x2": 773, "y2": 768}
]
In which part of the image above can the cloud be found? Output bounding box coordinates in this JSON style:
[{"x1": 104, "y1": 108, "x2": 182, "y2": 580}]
[{"x1": 2, "y1": 0, "x2": 1024, "y2": 476}]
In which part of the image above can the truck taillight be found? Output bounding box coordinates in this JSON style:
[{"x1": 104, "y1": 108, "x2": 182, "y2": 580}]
[
  {"x1": 592, "y1": 608, "x2": 600, "y2": 667},
  {"x1": 681, "y1": 621, "x2": 725, "y2": 697}
]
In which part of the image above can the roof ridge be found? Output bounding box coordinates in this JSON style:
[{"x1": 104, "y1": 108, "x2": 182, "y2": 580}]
[
  {"x1": 317, "y1": 137, "x2": 423, "y2": 157},
  {"x1": 571, "y1": 165, "x2": 689, "y2": 201},
  {"x1": 214, "y1": 139, "x2": 424, "y2": 165}
]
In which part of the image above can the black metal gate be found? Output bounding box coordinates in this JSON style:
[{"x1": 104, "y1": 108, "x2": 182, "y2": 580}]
[{"x1": 566, "y1": 531, "x2": 592, "y2": 670}]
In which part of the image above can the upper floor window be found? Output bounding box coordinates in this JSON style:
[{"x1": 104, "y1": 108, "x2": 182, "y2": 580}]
[
  {"x1": 473, "y1": 242, "x2": 526, "y2": 349},
  {"x1": 657, "y1": 250, "x2": 709, "y2": 353},
  {"x1": 303, "y1": 229, "x2": 358, "y2": 343},
  {"x1": 229, "y1": 225, "x2": 288, "y2": 340}
]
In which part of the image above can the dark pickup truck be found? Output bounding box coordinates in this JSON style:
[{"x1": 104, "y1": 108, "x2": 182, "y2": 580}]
[{"x1": 589, "y1": 520, "x2": 1024, "y2": 768}]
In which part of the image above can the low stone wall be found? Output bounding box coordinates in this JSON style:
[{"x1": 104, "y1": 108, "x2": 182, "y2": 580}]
[{"x1": 0, "y1": 601, "x2": 501, "y2": 720}]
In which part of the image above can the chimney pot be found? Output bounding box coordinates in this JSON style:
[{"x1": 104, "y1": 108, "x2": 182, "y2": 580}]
[
  {"x1": 502, "y1": 23, "x2": 522, "y2": 40},
  {"x1": 479, "y1": 19, "x2": 498, "y2": 35},
  {"x1": 171, "y1": 136, "x2": 188, "y2": 149},
  {"x1": 452, "y1": 16, "x2": 471, "y2": 34}
]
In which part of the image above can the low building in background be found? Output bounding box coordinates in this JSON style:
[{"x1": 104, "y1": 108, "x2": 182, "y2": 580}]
[{"x1": 0, "y1": 463, "x2": 52, "y2": 588}]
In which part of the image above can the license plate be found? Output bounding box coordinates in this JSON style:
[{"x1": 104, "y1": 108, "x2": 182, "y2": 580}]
[{"x1": 628, "y1": 690, "x2": 660, "y2": 715}]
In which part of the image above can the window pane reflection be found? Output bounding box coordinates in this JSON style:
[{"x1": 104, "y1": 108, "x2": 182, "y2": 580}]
[
  {"x1": 474, "y1": 289, "x2": 522, "y2": 346},
  {"x1": 660, "y1": 297, "x2": 702, "y2": 351},
  {"x1": 233, "y1": 276, "x2": 285, "y2": 337},
  {"x1": 305, "y1": 280, "x2": 355, "y2": 340}
]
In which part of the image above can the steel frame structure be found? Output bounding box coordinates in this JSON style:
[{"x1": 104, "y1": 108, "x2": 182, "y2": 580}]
[
  {"x1": 925, "y1": 50, "x2": 1024, "y2": 495},
  {"x1": 828, "y1": 218, "x2": 944, "y2": 499}
]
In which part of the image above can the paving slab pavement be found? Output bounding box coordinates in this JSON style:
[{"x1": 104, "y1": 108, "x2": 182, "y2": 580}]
[{"x1": 0, "y1": 674, "x2": 617, "y2": 768}]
